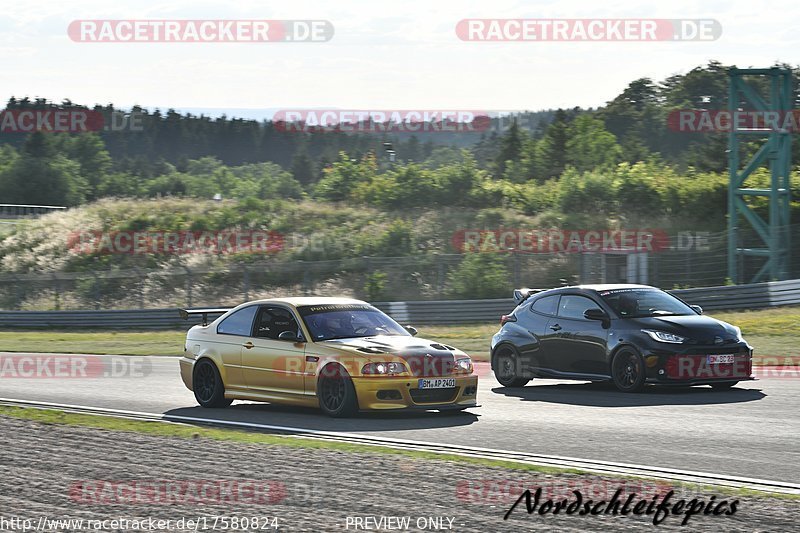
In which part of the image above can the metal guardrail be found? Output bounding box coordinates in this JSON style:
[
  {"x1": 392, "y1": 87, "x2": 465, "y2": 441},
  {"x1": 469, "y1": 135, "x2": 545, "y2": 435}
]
[
  {"x1": 0, "y1": 203, "x2": 66, "y2": 219},
  {"x1": 0, "y1": 308, "x2": 199, "y2": 329},
  {"x1": 671, "y1": 279, "x2": 800, "y2": 310},
  {"x1": 0, "y1": 279, "x2": 797, "y2": 329}
]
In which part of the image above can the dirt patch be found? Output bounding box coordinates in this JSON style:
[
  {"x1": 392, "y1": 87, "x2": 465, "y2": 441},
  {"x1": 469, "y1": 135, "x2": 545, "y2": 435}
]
[{"x1": 0, "y1": 415, "x2": 796, "y2": 532}]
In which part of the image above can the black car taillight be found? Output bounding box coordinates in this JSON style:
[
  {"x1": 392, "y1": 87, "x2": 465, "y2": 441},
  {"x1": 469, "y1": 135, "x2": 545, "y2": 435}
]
[{"x1": 500, "y1": 314, "x2": 517, "y2": 325}]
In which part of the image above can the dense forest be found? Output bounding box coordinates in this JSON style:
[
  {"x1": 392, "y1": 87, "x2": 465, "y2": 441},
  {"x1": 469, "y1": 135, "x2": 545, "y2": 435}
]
[{"x1": 2, "y1": 61, "x2": 798, "y2": 209}]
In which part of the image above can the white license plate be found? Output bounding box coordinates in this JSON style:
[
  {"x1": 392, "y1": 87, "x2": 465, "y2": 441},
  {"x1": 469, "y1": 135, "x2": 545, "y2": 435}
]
[
  {"x1": 708, "y1": 354, "x2": 735, "y2": 364},
  {"x1": 418, "y1": 378, "x2": 456, "y2": 389}
]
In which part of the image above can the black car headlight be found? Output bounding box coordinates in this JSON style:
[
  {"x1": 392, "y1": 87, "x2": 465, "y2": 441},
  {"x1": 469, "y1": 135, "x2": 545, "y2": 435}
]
[
  {"x1": 642, "y1": 329, "x2": 686, "y2": 344},
  {"x1": 362, "y1": 362, "x2": 407, "y2": 375}
]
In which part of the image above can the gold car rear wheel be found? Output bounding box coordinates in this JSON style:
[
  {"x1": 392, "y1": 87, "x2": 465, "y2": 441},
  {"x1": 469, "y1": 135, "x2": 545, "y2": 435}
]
[{"x1": 193, "y1": 359, "x2": 233, "y2": 408}]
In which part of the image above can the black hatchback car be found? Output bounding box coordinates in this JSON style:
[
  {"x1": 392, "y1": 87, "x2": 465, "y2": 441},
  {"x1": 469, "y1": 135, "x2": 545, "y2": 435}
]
[{"x1": 491, "y1": 284, "x2": 754, "y2": 392}]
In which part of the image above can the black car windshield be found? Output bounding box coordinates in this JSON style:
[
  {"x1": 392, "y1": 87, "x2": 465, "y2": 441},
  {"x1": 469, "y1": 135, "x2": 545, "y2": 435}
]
[
  {"x1": 297, "y1": 303, "x2": 410, "y2": 341},
  {"x1": 598, "y1": 288, "x2": 695, "y2": 318}
]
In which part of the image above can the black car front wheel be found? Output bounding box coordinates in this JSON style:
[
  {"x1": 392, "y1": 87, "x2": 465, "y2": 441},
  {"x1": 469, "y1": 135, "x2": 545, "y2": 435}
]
[
  {"x1": 193, "y1": 359, "x2": 233, "y2": 408},
  {"x1": 611, "y1": 348, "x2": 646, "y2": 392},
  {"x1": 494, "y1": 348, "x2": 530, "y2": 388}
]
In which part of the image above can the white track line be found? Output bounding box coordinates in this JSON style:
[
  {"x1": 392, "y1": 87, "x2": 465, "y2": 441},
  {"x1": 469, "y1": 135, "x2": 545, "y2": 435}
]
[{"x1": 2, "y1": 397, "x2": 798, "y2": 495}]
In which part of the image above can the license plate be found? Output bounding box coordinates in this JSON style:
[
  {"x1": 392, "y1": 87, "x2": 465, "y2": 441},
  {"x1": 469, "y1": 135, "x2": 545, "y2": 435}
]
[
  {"x1": 418, "y1": 378, "x2": 456, "y2": 389},
  {"x1": 708, "y1": 354, "x2": 735, "y2": 364}
]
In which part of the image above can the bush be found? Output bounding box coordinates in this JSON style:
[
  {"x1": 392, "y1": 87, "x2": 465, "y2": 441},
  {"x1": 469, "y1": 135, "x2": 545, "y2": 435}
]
[
  {"x1": 364, "y1": 271, "x2": 388, "y2": 301},
  {"x1": 447, "y1": 254, "x2": 510, "y2": 299},
  {"x1": 557, "y1": 168, "x2": 615, "y2": 216}
]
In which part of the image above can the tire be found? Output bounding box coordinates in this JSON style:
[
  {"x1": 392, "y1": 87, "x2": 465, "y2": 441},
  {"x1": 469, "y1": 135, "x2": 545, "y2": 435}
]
[
  {"x1": 611, "y1": 348, "x2": 646, "y2": 393},
  {"x1": 317, "y1": 366, "x2": 359, "y2": 418},
  {"x1": 193, "y1": 359, "x2": 233, "y2": 408},
  {"x1": 711, "y1": 381, "x2": 738, "y2": 390},
  {"x1": 494, "y1": 348, "x2": 530, "y2": 388}
]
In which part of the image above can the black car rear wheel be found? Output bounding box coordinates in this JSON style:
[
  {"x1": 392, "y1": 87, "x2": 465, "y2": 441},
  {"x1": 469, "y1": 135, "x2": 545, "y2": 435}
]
[
  {"x1": 611, "y1": 348, "x2": 646, "y2": 392},
  {"x1": 193, "y1": 359, "x2": 233, "y2": 408},
  {"x1": 494, "y1": 348, "x2": 530, "y2": 388}
]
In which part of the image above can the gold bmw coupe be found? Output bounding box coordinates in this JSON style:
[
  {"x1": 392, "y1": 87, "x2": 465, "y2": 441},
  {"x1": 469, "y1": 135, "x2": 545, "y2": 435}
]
[{"x1": 179, "y1": 298, "x2": 478, "y2": 417}]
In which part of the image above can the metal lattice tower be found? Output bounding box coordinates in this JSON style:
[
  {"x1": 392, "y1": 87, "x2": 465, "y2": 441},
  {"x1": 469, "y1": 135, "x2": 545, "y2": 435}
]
[{"x1": 728, "y1": 67, "x2": 793, "y2": 283}]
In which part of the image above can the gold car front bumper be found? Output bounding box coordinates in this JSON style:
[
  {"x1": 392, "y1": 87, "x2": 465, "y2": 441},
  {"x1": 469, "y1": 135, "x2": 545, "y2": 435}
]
[{"x1": 352, "y1": 374, "x2": 478, "y2": 411}]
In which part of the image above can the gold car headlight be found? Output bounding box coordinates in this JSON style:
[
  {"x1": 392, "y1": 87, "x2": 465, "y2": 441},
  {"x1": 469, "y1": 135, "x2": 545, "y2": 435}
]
[
  {"x1": 454, "y1": 358, "x2": 473, "y2": 374},
  {"x1": 362, "y1": 362, "x2": 407, "y2": 375}
]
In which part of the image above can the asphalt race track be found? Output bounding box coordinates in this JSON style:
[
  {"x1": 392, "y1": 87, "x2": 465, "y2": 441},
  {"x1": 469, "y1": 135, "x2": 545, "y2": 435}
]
[{"x1": 1, "y1": 354, "x2": 798, "y2": 485}]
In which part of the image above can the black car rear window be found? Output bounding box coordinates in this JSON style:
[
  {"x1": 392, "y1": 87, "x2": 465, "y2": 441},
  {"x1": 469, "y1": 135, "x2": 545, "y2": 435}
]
[
  {"x1": 557, "y1": 295, "x2": 598, "y2": 320},
  {"x1": 530, "y1": 295, "x2": 559, "y2": 316}
]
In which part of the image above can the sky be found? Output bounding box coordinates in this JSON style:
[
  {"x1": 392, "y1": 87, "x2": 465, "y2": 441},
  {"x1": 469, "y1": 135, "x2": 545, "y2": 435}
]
[{"x1": 0, "y1": 0, "x2": 797, "y2": 120}]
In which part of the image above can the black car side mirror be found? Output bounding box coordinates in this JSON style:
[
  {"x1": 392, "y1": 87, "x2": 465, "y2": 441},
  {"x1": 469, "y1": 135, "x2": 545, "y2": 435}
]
[
  {"x1": 278, "y1": 330, "x2": 303, "y2": 342},
  {"x1": 690, "y1": 305, "x2": 703, "y2": 315},
  {"x1": 584, "y1": 308, "x2": 609, "y2": 321},
  {"x1": 404, "y1": 325, "x2": 418, "y2": 336}
]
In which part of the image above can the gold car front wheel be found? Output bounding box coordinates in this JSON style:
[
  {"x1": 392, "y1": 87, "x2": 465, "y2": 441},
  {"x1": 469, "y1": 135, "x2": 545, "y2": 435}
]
[{"x1": 317, "y1": 365, "x2": 358, "y2": 418}]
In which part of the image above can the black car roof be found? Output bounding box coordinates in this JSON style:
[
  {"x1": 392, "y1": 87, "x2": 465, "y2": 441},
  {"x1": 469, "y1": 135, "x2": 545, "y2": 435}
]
[{"x1": 534, "y1": 284, "x2": 657, "y2": 295}]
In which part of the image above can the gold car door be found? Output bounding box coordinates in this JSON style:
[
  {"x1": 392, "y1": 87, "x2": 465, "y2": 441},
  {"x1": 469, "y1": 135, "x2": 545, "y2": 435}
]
[
  {"x1": 241, "y1": 305, "x2": 306, "y2": 393},
  {"x1": 213, "y1": 304, "x2": 259, "y2": 389}
]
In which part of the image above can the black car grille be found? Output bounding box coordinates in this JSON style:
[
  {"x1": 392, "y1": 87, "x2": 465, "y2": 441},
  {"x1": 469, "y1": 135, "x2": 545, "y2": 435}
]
[
  {"x1": 410, "y1": 387, "x2": 459, "y2": 404},
  {"x1": 680, "y1": 345, "x2": 750, "y2": 356},
  {"x1": 686, "y1": 336, "x2": 739, "y2": 346}
]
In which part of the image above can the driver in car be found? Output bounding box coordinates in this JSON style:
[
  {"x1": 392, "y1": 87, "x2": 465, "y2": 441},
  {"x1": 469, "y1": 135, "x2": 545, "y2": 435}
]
[
  {"x1": 617, "y1": 293, "x2": 640, "y2": 317},
  {"x1": 312, "y1": 313, "x2": 358, "y2": 339}
]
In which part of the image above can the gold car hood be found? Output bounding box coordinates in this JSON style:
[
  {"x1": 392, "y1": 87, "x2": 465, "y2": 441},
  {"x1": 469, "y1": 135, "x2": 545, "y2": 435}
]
[
  {"x1": 318, "y1": 335, "x2": 467, "y2": 377},
  {"x1": 318, "y1": 335, "x2": 460, "y2": 353}
]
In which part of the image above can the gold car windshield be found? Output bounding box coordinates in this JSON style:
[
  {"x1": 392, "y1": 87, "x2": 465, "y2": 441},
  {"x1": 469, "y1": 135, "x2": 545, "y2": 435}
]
[{"x1": 297, "y1": 304, "x2": 409, "y2": 341}]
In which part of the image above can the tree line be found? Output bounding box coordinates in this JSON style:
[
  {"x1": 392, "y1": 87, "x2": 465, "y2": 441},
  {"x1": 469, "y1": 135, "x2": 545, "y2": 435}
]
[{"x1": 1, "y1": 61, "x2": 798, "y2": 208}]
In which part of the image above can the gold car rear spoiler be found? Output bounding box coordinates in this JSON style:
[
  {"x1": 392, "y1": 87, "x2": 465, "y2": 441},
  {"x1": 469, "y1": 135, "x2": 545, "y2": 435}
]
[{"x1": 178, "y1": 308, "x2": 231, "y2": 326}]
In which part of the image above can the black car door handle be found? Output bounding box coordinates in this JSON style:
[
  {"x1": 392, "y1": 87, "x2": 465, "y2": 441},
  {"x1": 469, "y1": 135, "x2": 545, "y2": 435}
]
[{"x1": 550, "y1": 324, "x2": 562, "y2": 331}]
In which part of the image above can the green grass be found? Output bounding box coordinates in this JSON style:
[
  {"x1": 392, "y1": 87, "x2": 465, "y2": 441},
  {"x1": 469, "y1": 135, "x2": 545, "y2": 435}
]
[
  {"x1": 0, "y1": 306, "x2": 797, "y2": 363},
  {"x1": 712, "y1": 307, "x2": 800, "y2": 336},
  {"x1": 0, "y1": 330, "x2": 185, "y2": 356},
  {"x1": 423, "y1": 307, "x2": 800, "y2": 363},
  {"x1": 418, "y1": 323, "x2": 499, "y2": 360}
]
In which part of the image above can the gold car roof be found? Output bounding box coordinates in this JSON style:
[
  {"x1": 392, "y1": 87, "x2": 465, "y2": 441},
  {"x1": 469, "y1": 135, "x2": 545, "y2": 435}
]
[{"x1": 247, "y1": 296, "x2": 367, "y2": 307}]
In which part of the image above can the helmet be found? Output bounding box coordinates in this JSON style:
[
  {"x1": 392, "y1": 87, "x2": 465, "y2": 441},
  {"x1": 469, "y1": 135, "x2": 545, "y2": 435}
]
[{"x1": 618, "y1": 293, "x2": 639, "y2": 316}]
